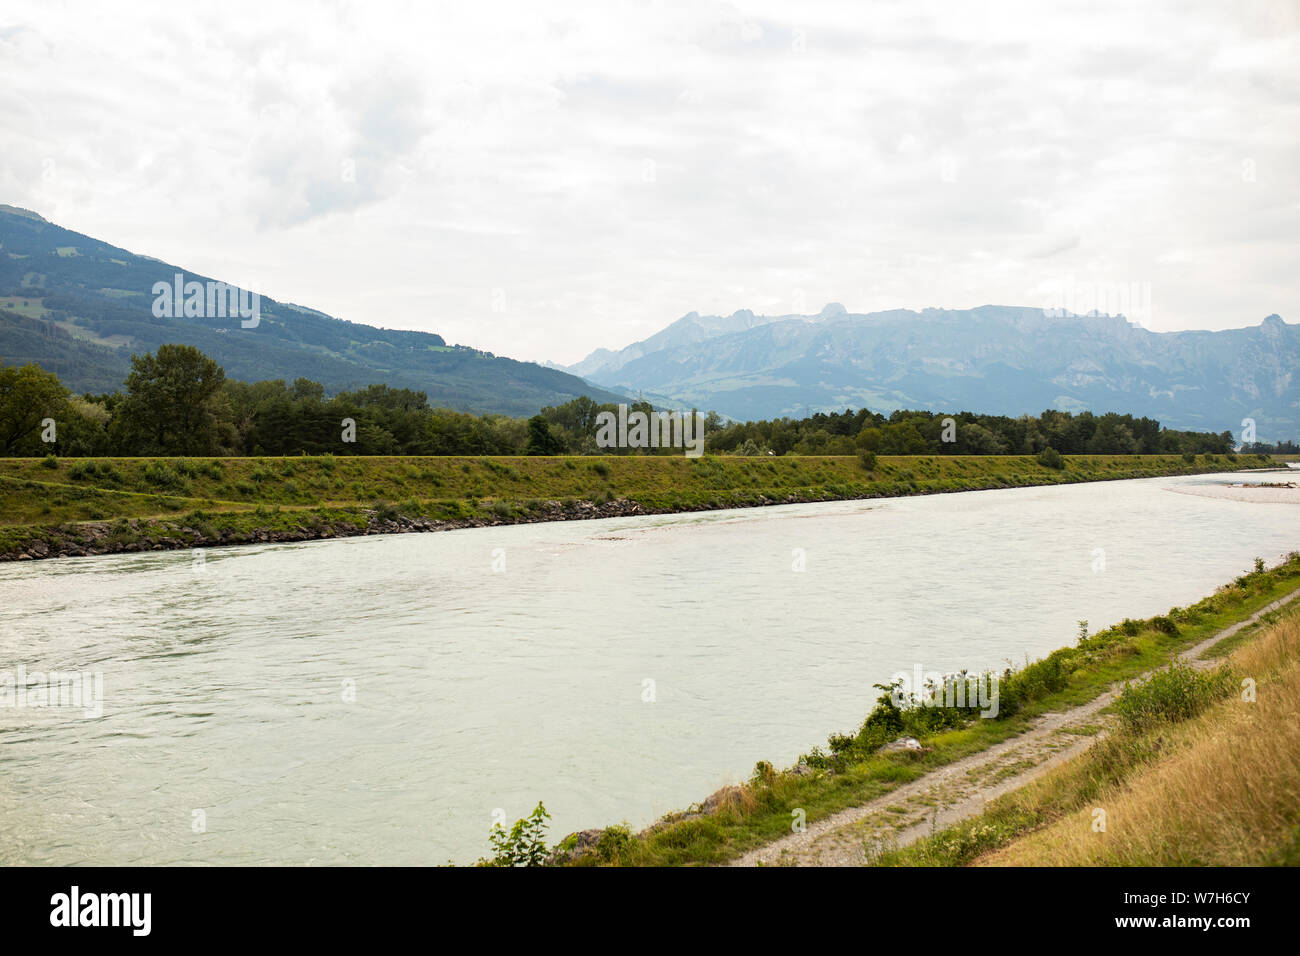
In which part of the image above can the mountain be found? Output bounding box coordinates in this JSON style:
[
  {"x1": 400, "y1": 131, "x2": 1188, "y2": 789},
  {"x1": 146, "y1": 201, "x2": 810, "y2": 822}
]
[
  {"x1": 0, "y1": 205, "x2": 624, "y2": 416},
  {"x1": 566, "y1": 304, "x2": 1300, "y2": 438}
]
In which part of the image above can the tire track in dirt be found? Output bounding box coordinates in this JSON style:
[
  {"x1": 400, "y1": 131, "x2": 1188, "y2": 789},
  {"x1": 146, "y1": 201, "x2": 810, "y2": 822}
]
[{"x1": 733, "y1": 590, "x2": 1300, "y2": 867}]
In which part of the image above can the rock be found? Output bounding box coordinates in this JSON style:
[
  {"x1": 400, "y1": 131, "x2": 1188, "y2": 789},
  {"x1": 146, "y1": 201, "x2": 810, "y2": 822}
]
[
  {"x1": 544, "y1": 828, "x2": 607, "y2": 865},
  {"x1": 28, "y1": 540, "x2": 48, "y2": 557},
  {"x1": 879, "y1": 736, "x2": 924, "y2": 753},
  {"x1": 702, "y1": 785, "x2": 745, "y2": 814},
  {"x1": 17, "y1": 553, "x2": 32, "y2": 560}
]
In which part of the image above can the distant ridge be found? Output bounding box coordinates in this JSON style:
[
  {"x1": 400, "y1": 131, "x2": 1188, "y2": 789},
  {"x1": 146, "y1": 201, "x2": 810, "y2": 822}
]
[
  {"x1": 565, "y1": 304, "x2": 1299, "y2": 437},
  {"x1": 0, "y1": 206, "x2": 625, "y2": 415}
]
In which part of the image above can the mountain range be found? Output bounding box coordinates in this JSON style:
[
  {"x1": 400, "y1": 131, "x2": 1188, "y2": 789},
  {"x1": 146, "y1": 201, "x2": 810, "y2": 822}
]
[
  {"x1": 0, "y1": 205, "x2": 624, "y2": 416},
  {"x1": 565, "y1": 303, "x2": 1299, "y2": 439},
  {"x1": 5, "y1": 204, "x2": 1295, "y2": 438}
]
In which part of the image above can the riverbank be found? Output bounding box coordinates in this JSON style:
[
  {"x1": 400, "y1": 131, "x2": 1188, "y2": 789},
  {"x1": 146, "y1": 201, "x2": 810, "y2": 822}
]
[
  {"x1": 889, "y1": 594, "x2": 1300, "y2": 867},
  {"x1": 545, "y1": 553, "x2": 1300, "y2": 866},
  {"x1": 0, "y1": 452, "x2": 1277, "y2": 562}
]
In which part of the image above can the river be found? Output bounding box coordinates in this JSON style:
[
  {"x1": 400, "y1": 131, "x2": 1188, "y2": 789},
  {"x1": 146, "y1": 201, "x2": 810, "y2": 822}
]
[{"x1": 0, "y1": 470, "x2": 1295, "y2": 864}]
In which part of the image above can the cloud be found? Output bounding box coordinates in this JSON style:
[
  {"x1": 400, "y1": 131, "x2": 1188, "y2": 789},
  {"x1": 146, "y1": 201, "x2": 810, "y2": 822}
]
[{"x1": 0, "y1": 0, "x2": 1296, "y2": 364}]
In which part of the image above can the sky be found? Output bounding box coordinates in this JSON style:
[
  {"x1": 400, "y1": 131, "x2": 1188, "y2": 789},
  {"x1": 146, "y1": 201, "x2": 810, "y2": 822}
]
[{"x1": 1, "y1": 0, "x2": 1297, "y2": 365}]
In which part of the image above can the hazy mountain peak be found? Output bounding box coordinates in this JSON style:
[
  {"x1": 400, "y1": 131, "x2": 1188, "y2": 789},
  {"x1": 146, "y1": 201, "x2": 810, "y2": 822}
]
[
  {"x1": 568, "y1": 303, "x2": 1297, "y2": 437},
  {"x1": 0, "y1": 204, "x2": 47, "y2": 223}
]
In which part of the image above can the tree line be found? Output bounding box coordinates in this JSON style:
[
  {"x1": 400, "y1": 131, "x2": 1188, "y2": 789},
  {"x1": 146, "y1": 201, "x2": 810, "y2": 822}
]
[
  {"x1": 1, "y1": 344, "x2": 1239, "y2": 457},
  {"x1": 705, "y1": 406, "x2": 1237, "y2": 457}
]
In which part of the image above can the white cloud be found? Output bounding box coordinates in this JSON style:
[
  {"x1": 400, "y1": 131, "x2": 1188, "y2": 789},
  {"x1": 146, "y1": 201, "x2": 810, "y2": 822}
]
[{"x1": 1, "y1": 0, "x2": 1296, "y2": 365}]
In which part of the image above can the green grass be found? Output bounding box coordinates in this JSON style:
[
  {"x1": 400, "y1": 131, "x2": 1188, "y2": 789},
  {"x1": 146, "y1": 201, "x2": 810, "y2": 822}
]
[
  {"x1": 556, "y1": 554, "x2": 1300, "y2": 865},
  {"x1": 881, "y1": 596, "x2": 1300, "y2": 867},
  {"x1": 0, "y1": 452, "x2": 1269, "y2": 532},
  {"x1": 0, "y1": 296, "x2": 46, "y2": 317},
  {"x1": 0, "y1": 451, "x2": 1274, "y2": 561}
]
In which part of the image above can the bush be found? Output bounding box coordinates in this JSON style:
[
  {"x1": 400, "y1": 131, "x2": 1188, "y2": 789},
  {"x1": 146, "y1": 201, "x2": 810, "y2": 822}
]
[
  {"x1": 1150, "y1": 615, "x2": 1179, "y2": 635},
  {"x1": 482, "y1": 802, "x2": 550, "y2": 867},
  {"x1": 1036, "y1": 447, "x2": 1065, "y2": 470},
  {"x1": 857, "y1": 449, "x2": 877, "y2": 472},
  {"x1": 593, "y1": 825, "x2": 633, "y2": 864},
  {"x1": 68, "y1": 460, "x2": 124, "y2": 485},
  {"x1": 1113, "y1": 662, "x2": 1236, "y2": 733},
  {"x1": 40, "y1": 454, "x2": 58, "y2": 469},
  {"x1": 142, "y1": 461, "x2": 184, "y2": 490}
]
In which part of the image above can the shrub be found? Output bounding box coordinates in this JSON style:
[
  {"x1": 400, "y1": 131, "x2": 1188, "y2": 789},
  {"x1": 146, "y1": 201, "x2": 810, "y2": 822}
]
[
  {"x1": 143, "y1": 461, "x2": 184, "y2": 490},
  {"x1": 482, "y1": 802, "x2": 550, "y2": 867},
  {"x1": 592, "y1": 825, "x2": 633, "y2": 864},
  {"x1": 1113, "y1": 662, "x2": 1236, "y2": 733},
  {"x1": 857, "y1": 449, "x2": 877, "y2": 472},
  {"x1": 1150, "y1": 615, "x2": 1179, "y2": 635},
  {"x1": 68, "y1": 460, "x2": 124, "y2": 485},
  {"x1": 40, "y1": 454, "x2": 58, "y2": 469},
  {"x1": 1036, "y1": 447, "x2": 1065, "y2": 470}
]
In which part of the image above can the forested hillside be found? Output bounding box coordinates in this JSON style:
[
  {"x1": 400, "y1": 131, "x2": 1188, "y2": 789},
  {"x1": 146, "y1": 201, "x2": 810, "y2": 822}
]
[{"x1": 0, "y1": 205, "x2": 624, "y2": 415}]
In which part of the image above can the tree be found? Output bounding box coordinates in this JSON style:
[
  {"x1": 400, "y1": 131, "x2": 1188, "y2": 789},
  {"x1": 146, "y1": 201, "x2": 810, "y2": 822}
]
[
  {"x1": 0, "y1": 360, "x2": 69, "y2": 454},
  {"x1": 113, "y1": 345, "x2": 226, "y2": 455},
  {"x1": 291, "y1": 378, "x2": 325, "y2": 403},
  {"x1": 959, "y1": 422, "x2": 1009, "y2": 455},
  {"x1": 524, "y1": 414, "x2": 564, "y2": 455},
  {"x1": 1086, "y1": 418, "x2": 1140, "y2": 455}
]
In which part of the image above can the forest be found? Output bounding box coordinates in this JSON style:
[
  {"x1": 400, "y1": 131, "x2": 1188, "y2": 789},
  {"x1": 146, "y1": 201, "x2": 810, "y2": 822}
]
[{"x1": 0, "y1": 344, "x2": 1239, "y2": 458}]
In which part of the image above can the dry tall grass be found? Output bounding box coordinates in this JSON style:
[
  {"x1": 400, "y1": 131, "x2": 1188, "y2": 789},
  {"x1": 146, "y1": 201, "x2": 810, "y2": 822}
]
[{"x1": 980, "y1": 611, "x2": 1300, "y2": 865}]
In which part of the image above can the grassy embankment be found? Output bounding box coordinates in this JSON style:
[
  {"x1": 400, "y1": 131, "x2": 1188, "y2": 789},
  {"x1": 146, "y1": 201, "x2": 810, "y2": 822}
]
[
  {"x1": 550, "y1": 553, "x2": 1300, "y2": 866},
  {"x1": 0, "y1": 452, "x2": 1276, "y2": 559},
  {"x1": 873, "y1": 582, "x2": 1300, "y2": 867}
]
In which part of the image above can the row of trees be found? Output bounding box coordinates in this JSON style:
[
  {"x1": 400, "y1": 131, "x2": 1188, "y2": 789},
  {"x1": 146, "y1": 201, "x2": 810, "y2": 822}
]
[
  {"x1": 0, "y1": 345, "x2": 1242, "y2": 457},
  {"x1": 1242, "y1": 440, "x2": 1300, "y2": 455},
  {"x1": 703, "y1": 407, "x2": 1237, "y2": 457}
]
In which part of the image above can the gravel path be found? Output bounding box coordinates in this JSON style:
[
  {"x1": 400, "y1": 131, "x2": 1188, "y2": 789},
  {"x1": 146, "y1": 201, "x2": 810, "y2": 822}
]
[{"x1": 732, "y1": 589, "x2": 1300, "y2": 867}]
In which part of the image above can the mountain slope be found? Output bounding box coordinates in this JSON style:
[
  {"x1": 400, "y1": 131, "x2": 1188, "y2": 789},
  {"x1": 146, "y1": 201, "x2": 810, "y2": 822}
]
[
  {"x1": 568, "y1": 304, "x2": 1299, "y2": 437},
  {"x1": 0, "y1": 205, "x2": 624, "y2": 415}
]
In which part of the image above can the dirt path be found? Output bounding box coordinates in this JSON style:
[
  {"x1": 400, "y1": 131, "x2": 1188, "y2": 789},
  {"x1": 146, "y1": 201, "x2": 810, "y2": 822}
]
[{"x1": 733, "y1": 590, "x2": 1300, "y2": 867}]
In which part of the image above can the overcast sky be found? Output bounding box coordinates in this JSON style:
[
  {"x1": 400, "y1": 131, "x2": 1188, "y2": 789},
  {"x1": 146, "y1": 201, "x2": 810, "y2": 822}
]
[{"x1": 2, "y1": 0, "x2": 1296, "y2": 365}]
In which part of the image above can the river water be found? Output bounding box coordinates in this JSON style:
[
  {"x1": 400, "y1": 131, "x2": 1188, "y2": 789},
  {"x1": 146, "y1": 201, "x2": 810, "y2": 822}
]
[{"x1": 0, "y1": 471, "x2": 1295, "y2": 864}]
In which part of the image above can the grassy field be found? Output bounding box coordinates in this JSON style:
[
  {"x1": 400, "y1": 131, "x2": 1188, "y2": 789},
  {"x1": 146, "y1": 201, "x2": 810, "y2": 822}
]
[
  {"x1": 877, "y1": 595, "x2": 1300, "y2": 867},
  {"x1": 0, "y1": 451, "x2": 1274, "y2": 539},
  {"x1": 545, "y1": 554, "x2": 1300, "y2": 866}
]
